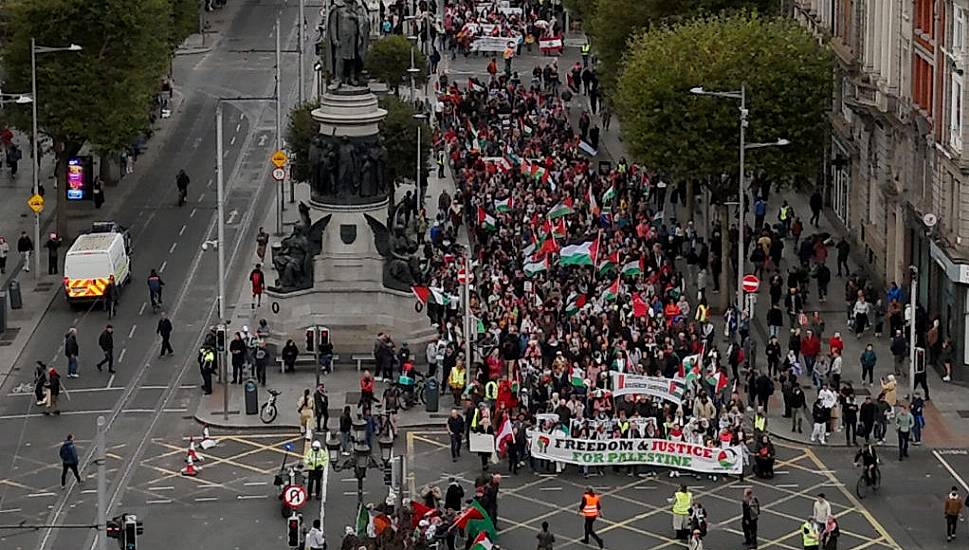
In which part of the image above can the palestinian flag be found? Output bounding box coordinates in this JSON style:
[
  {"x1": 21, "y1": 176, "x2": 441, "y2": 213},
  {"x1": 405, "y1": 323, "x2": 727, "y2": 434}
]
[
  {"x1": 495, "y1": 196, "x2": 513, "y2": 213},
  {"x1": 679, "y1": 354, "x2": 703, "y2": 383},
  {"x1": 565, "y1": 292, "x2": 587, "y2": 316},
  {"x1": 621, "y1": 257, "x2": 644, "y2": 276},
  {"x1": 632, "y1": 292, "x2": 649, "y2": 317},
  {"x1": 412, "y1": 285, "x2": 451, "y2": 305},
  {"x1": 559, "y1": 238, "x2": 599, "y2": 266},
  {"x1": 603, "y1": 276, "x2": 621, "y2": 301},
  {"x1": 707, "y1": 370, "x2": 730, "y2": 393},
  {"x1": 598, "y1": 250, "x2": 619, "y2": 275},
  {"x1": 550, "y1": 217, "x2": 568, "y2": 238},
  {"x1": 355, "y1": 504, "x2": 369, "y2": 537},
  {"x1": 570, "y1": 366, "x2": 586, "y2": 388},
  {"x1": 475, "y1": 317, "x2": 486, "y2": 334},
  {"x1": 455, "y1": 500, "x2": 497, "y2": 542},
  {"x1": 523, "y1": 256, "x2": 548, "y2": 277},
  {"x1": 602, "y1": 184, "x2": 616, "y2": 204},
  {"x1": 548, "y1": 199, "x2": 574, "y2": 219},
  {"x1": 470, "y1": 532, "x2": 494, "y2": 550},
  {"x1": 477, "y1": 207, "x2": 497, "y2": 231},
  {"x1": 587, "y1": 186, "x2": 600, "y2": 216}
]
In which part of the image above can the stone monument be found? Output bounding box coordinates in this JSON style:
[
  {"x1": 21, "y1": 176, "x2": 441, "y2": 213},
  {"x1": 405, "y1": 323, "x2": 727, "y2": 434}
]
[{"x1": 267, "y1": 6, "x2": 433, "y2": 354}]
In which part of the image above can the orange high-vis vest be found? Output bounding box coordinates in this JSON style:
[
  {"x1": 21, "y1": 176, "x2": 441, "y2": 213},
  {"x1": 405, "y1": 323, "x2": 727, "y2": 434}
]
[{"x1": 583, "y1": 494, "x2": 600, "y2": 518}]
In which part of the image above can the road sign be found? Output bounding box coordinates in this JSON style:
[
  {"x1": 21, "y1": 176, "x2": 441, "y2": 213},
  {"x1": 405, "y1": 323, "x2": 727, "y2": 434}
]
[
  {"x1": 457, "y1": 268, "x2": 473, "y2": 284},
  {"x1": 281, "y1": 484, "x2": 307, "y2": 509},
  {"x1": 272, "y1": 167, "x2": 286, "y2": 181},
  {"x1": 27, "y1": 194, "x2": 44, "y2": 213},
  {"x1": 742, "y1": 274, "x2": 760, "y2": 293},
  {"x1": 271, "y1": 150, "x2": 288, "y2": 168}
]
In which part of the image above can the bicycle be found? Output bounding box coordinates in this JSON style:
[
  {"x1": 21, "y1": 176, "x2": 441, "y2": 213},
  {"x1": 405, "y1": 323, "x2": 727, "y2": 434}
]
[
  {"x1": 397, "y1": 371, "x2": 427, "y2": 410},
  {"x1": 260, "y1": 389, "x2": 281, "y2": 424},
  {"x1": 855, "y1": 463, "x2": 881, "y2": 499}
]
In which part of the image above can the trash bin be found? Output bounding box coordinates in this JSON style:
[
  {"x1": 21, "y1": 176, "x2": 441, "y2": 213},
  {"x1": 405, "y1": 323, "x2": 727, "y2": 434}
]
[
  {"x1": 244, "y1": 379, "x2": 259, "y2": 415},
  {"x1": 8, "y1": 280, "x2": 22, "y2": 310},
  {"x1": 424, "y1": 377, "x2": 439, "y2": 413}
]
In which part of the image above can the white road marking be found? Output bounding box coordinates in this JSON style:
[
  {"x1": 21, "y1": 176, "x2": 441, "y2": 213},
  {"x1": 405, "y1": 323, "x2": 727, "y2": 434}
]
[
  {"x1": 933, "y1": 449, "x2": 969, "y2": 492},
  {"x1": 235, "y1": 123, "x2": 241, "y2": 133},
  {"x1": 538, "y1": 486, "x2": 562, "y2": 491},
  {"x1": 226, "y1": 210, "x2": 239, "y2": 224},
  {"x1": 237, "y1": 495, "x2": 266, "y2": 500},
  {"x1": 140, "y1": 385, "x2": 169, "y2": 390},
  {"x1": 776, "y1": 483, "x2": 800, "y2": 488},
  {"x1": 169, "y1": 242, "x2": 178, "y2": 254},
  {"x1": 7, "y1": 388, "x2": 120, "y2": 398},
  {"x1": 244, "y1": 481, "x2": 268, "y2": 487},
  {"x1": 121, "y1": 408, "x2": 188, "y2": 414},
  {"x1": 80, "y1": 489, "x2": 97, "y2": 494},
  {"x1": 0, "y1": 508, "x2": 22, "y2": 513},
  {"x1": 118, "y1": 348, "x2": 126, "y2": 364},
  {"x1": 230, "y1": 135, "x2": 236, "y2": 146},
  {"x1": 27, "y1": 492, "x2": 57, "y2": 498},
  {"x1": 106, "y1": 374, "x2": 116, "y2": 388},
  {"x1": 138, "y1": 302, "x2": 146, "y2": 315},
  {"x1": 197, "y1": 193, "x2": 205, "y2": 203},
  {"x1": 190, "y1": 208, "x2": 197, "y2": 218},
  {"x1": 148, "y1": 486, "x2": 174, "y2": 492},
  {"x1": 146, "y1": 499, "x2": 172, "y2": 504},
  {"x1": 0, "y1": 409, "x2": 112, "y2": 419},
  {"x1": 128, "y1": 325, "x2": 137, "y2": 338},
  {"x1": 194, "y1": 497, "x2": 218, "y2": 502},
  {"x1": 179, "y1": 224, "x2": 186, "y2": 236},
  {"x1": 343, "y1": 491, "x2": 368, "y2": 496},
  {"x1": 206, "y1": 179, "x2": 213, "y2": 189},
  {"x1": 159, "y1": 260, "x2": 167, "y2": 273}
]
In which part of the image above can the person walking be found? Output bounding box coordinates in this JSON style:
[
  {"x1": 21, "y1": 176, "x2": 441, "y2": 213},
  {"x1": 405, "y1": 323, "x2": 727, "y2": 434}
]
[
  {"x1": 199, "y1": 346, "x2": 214, "y2": 395},
  {"x1": 895, "y1": 402, "x2": 914, "y2": 461},
  {"x1": 255, "y1": 227, "x2": 269, "y2": 262},
  {"x1": 0, "y1": 235, "x2": 9, "y2": 274},
  {"x1": 64, "y1": 327, "x2": 80, "y2": 378},
  {"x1": 944, "y1": 486, "x2": 964, "y2": 542},
  {"x1": 578, "y1": 487, "x2": 604, "y2": 549},
  {"x1": 43, "y1": 366, "x2": 61, "y2": 415},
  {"x1": 304, "y1": 440, "x2": 327, "y2": 500},
  {"x1": 253, "y1": 340, "x2": 269, "y2": 385},
  {"x1": 447, "y1": 408, "x2": 465, "y2": 462},
  {"x1": 860, "y1": 344, "x2": 877, "y2": 386},
  {"x1": 95, "y1": 324, "x2": 116, "y2": 374},
  {"x1": 742, "y1": 487, "x2": 760, "y2": 548},
  {"x1": 17, "y1": 230, "x2": 32, "y2": 272},
  {"x1": 314, "y1": 384, "x2": 329, "y2": 432},
  {"x1": 104, "y1": 275, "x2": 119, "y2": 319},
  {"x1": 176, "y1": 169, "x2": 190, "y2": 206},
  {"x1": 249, "y1": 263, "x2": 265, "y2": 308},
  {"x1": 835, "y1": 238, "x2": 850, "y2": 277},
  {"x1": 670, "y1": 484, "x2": 693, "y2": 540},
  {"x1": 305, "y1": 519, "x2": 326, "y2": 550},
  {"x1": 156, "y1": 311, "x2": 174, "y2": 357},
  {"x1": 809, "y1": 190, "x2": 823, "y2": 227},
  {"x1": 45, "y1": 232, "x2": 62, "y2": 274},
  {"x1": 536, "y1": 520, "x2": 555, "y2": 550},
  {"x1": 59, "y1": 434, "x2": 83, "y2": 487},
  {"x1": 298, "y1": 388, "x2": 315, "y2": 438},
  {"x1": 813, "y1": 493, "x2": 831, "y2": 525}
]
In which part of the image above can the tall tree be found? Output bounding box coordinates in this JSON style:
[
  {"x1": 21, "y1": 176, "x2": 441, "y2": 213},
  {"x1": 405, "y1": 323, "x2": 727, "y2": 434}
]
[
  {"x1": 366, "y1": 35, "x2": 427, "y2": 96},
  {"x1": 1, "y1": 0, "x2": 171, "y2": 236},
  {"x1": 169, "y1": 0, "x2": 201, "y2": 51},
  {"x1": 615, "y1": 13, "x2": 832, "y2": 308},
  {"x1": 378, "y1": 96, "x2": 430, "y2": 187},
  {"x1": 285, "y1": 100, "x2": 322, "y2": 184}
]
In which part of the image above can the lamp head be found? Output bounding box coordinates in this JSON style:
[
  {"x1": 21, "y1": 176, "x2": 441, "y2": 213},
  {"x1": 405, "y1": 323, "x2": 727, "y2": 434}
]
[
  {"x1": 776, "y1": 139, "x2": 791, "y2": 146},
  {"x1": 689, "y1": 87, "x2": 705, "y2": 95},
  {"x1": 68, "y1": 44, "x2": 83, "y2": 51}
]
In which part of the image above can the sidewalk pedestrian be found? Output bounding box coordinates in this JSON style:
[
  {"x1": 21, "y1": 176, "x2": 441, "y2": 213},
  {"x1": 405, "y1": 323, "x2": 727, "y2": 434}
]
[
  {"x1": 944, "y1": 486, "x2": 964, "y2": 541},
  {"x1": 17, "y1": 230, "x2": 32, "y2": 272},
  {"x1": 64, "y1": 327, "x2": 79, "y2": 378},
  {"x1": 157, "y1": 311, "x2": 174, "y2": 357},
  {"x1": 249, "y1": 263, "x2": 265, "y2": 308},
  {"x1": 447, "y1": 408, "x2": 465, "y2": 462},
  {"x1": 860, "y1": 344, "x2": 877, "y2": 385},
  {"x1": 45, "y1": 232, "x2": 62, "y2": 274},
  {"x1": 305, "y1": 519, "x2": 325, "y2": 550},
  {"x1": 0, "y1": 235, "x2": 9, "y2": 273},
  {"x1": 104, "y1": 275, "x2": 119, "y2": 319},
  {"x1": 253, "y1": 340, "x2": 269, "y2": 385},
  {"x1": 688, "y1": 529, "x2": 704, "y2": 550},
  {"x1": 890, "y1": 330, "x2": 907, "y2": 376},
  {"x1": 742, "y1": 487, "x2": 760, "y2": 548},
  {"x1": 809, "y1": 190, "x2": 823, "y2": 227},
  {"x1": 842, "y1": 394, "x2": 859, "y2": 446},
  {"x1": 810, "y1": 400, "x2": 827, "y2": 445},
  {"x1": 835, "y1": 238, "x2": 850, "y2": 276},
  {"x1": 255, "y1": 227, "x2": 269, "y2": 262},
  {"x1": 314, "y1": 384, "x2": 329, "y2": 432},
  {"x1": 790, "y1": 382, "x2": 808, "y2": 434},
  {"x1": 578, "y1": 487, "x2": 604, "y2": 549},
  {"x1": 911, "y1": 391, "x2": 925, "y2": 445},
  {"x1": 59, "y1": 434, "x2": 82, "y2": 487},
  {"x1": 297, "y1": 388, "x2": 315, "y2": 437},
  {"x1": 670, "y1": 484, "x2": 692, "y2": 540},
  {"x1": 859, "y1": 395, "x2": 876, "y2": 443},
  {"x1": 176, "y1": 169, "x2": 190, "y2": 206},
  {"x1": 95, "y1": 324, "x2": 115, "y2": 374},
  {"x1": 229, "y1": 332, "x2": 245, "y2": 382},
  {"x1": 895, "y1": 402, "x2": 914, "y2": 460}
]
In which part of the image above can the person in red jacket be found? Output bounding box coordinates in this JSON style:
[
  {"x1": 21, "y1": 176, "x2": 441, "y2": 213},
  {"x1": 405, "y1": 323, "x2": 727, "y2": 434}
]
[
  {"x1": 359, "y1": 369, "x2": 375, "y2": 409},
  {"x1": 800, "y1": 329, "x2": 822, "y2": 373},
  {"x1": 828, "y1": 331, "x2": 844, "y2": 357},
  {"x1": 249, "y1": 263, "x2": 266, "y2": 309}
]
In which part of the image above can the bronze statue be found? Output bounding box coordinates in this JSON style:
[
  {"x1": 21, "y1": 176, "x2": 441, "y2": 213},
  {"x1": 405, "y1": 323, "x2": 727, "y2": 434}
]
[{"x1": 324, "y1": 0, "x2": 370, "y2": 88}]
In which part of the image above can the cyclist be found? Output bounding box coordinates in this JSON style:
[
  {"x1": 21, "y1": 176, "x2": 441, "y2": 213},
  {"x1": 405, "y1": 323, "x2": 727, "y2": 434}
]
[
  {"x1": 854, "y1": 442, "x2": 879, "y2": 486},
  {"x1": 147, "y1": 269, "x2": 165, "y2": 310},
  {"x1": 176, "y1": 169, "x2": 190, "y2": 206}
]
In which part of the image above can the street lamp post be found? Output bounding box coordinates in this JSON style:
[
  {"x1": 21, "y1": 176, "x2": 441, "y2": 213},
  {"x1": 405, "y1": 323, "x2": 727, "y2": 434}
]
[
  {"x1": 325, "y1": 422, "x2": 394, "y2": 509},
  {"x1": 909, "y1": 266, "x2": 918, "y2": 399},
  {"x1": 414, "y1": 113, "x2": 427, "y2": 211},
  {"x1": 690, "y1": 85, "x2": 789, "y2": 314},
  {"x1": 407, "y1": 35, "x2": 420, "y2": 105},
  {"x1": 30, "y1": 40, "x2": 82, "y2": 277}
]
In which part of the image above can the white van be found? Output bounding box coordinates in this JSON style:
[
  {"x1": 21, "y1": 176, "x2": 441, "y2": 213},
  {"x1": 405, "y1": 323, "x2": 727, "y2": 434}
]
[{"x1": 63, "y1": 231, "x2": 131, "y2": 303}]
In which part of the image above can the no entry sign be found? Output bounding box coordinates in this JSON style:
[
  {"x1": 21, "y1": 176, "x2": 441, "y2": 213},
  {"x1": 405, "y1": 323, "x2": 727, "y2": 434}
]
[{"x1": 742, "y1": 274, "x2": 760, "y2": 293}]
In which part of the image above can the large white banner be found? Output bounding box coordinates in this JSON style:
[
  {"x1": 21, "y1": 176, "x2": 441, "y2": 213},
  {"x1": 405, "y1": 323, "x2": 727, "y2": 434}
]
[
  {"x1": 528, "y1": 433, "x2": 744, "y2": 474},
  {"x1": 611, "y1": 372, "x2": 687, "y2": 404},
  {"x1": 471, "y1": 36, "x2": 519, "y2": 52}
]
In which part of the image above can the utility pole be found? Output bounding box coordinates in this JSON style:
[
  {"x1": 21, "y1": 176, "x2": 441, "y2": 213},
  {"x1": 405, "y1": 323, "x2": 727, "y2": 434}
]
[
  {"x1": 463, "y1": 255, "x2": 472, "y2": 392},
  {"x1": 275, "y1": 16, "x2": 292, "y2": 207},
  {"x1": 909, "y1": 266, "x2": 918, "y2": 399},
  {"x1": 736, "y1": 83, "x2": 747, "y2": 314},
  {"x1": 298, "y1": 0, "x2": 306, "y2": 105},
  {"x1": 29, "y1": 38, "x2": 41, "y2": 277},
  {"x1": 96, "y1": 416, "x2": 107, "y2": 550},
  {"x1": 216, "y1": 103, "x2": 229, "y2": 421}
]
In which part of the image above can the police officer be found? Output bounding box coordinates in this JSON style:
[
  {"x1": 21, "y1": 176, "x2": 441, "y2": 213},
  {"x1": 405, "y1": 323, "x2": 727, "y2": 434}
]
[
  {"x1": 579, "y1": 487, "x2": 604, "y2": 549},
  {"x1": 581, "y1": 43, "x2": 591, "y2": 67},
  {"x1": 198, "y1": 347, "x2": 214, "y2": 395},
  {"x1": 801, "y1": 517, "x2": 820, "y2": 550},
  {"x1": 304, "y1": 440, "x2": 327, "y2": 500},
  {"x1": 669, "y1": 484, "x2": 693, "y2": 540}
]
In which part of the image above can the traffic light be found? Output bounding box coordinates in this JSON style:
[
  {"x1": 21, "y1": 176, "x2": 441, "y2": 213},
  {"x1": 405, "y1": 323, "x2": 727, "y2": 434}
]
[
  {"x1": 287, "y1": 512, "x2": 301, "y2": 548},
  {"x1": 216, "y1": 325, "x2": 227, "y2": 352},
  {"x1": 305, "y1": 328, "x2": 315, "y2": 352},
  {"x1": 106, "y1": 515, "x2": 123, "y2": 549},
  {"x1": 123, "y1": 514, "x2": 142, "y2": 550},
  {"x1": 319, "y1": 328, "x2": 329, "y2": 347}
]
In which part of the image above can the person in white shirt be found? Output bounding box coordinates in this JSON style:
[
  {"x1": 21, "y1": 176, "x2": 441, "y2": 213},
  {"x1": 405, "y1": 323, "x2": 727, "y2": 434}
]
[
  {"x1": 304, "y1": 519, "x2": 325, "y2": 550},
  {"x1": 812, "y1": 493, "x2": 831, "y2": 526}
]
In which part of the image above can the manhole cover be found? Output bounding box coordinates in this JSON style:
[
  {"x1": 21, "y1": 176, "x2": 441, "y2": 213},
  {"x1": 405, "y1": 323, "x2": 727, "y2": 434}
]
[{"x1": 957, "y1": 410, "x2": 969, "y2": 419}]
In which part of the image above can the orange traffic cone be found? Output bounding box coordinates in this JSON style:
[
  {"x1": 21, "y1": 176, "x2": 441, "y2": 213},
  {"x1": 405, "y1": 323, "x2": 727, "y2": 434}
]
[
  {"x1": 185, "y1": 438, "x2": 204, "y2": 463},
  {"x1": 181, "y1": 454, "x2": 199, "y2": 476}
]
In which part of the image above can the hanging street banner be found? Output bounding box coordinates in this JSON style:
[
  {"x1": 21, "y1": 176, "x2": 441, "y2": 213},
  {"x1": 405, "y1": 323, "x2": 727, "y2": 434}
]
[
  {"x1": 528, "y1": 433, "x2": 744, "y2": 474},
  {"x1": 610, "y1": 372, "x2": 687, "y2": 404}
]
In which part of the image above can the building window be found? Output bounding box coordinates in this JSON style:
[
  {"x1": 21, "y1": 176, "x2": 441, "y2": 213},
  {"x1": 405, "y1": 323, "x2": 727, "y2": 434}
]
[
  {"x1": 956, "y1": 6, "x2": 966, "y2": 52},
  {"x1": 952, "y1": 73, "x2": 964, "y2": 150}
]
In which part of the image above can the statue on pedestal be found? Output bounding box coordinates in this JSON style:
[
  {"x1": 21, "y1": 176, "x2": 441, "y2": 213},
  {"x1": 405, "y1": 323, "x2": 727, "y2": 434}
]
[{"x1": 323, "y1": 0, "x2": 371, "y2": 88}]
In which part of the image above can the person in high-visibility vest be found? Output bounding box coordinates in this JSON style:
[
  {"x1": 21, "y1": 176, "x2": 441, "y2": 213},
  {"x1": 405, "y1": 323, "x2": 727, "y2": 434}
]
[
  {"x1": 303, "y1": 439, "x2": 328, "y2": 500},
  {"x1": 581, "y1": 43, "x2": 591, "y2": 67},
  {"x1": 669, "y1": 484, "x2": 693, "y2": 539},
  {"x1": 801, "y1": 518, "x2": 820, "y2": 550},
  {"x1": 578, "y1": 487, "x2": 604, "y2": 549},
  {"x1": 753, "y1": 407, "x2": 768, "y2": 435}
]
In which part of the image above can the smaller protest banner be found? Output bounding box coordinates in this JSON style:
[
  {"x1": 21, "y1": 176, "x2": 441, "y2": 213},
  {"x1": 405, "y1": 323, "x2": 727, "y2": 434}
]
[
  {"x1": 610, "y1": 372, "x2": 687, "y2": 404},
  {"x1": 469, "y1": 433, "x2": 496, "y2": 453}
]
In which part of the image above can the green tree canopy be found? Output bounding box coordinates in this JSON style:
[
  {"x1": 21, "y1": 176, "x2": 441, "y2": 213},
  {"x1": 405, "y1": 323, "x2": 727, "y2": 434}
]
[
  {"x1": 1, "y1": 0, "x2": 171, "y2": 234},
  {"x1": 285, "y1": 100, "x2": 322, "y2": 183},
  {"x1": 366, "y1": 35, "x2": 427, "y2": 96},
  {"x1": 170, "y1": 0, "x2": 201, "y2": 51},
  {"x1": 615, "y1": 13, "x2": 832, "y2": 195},
  {"x1": 586, "y1": 0, "x2": 778, "y2": 92},
  {"x1": 378, "y1": 95, "x2": 429, "y2": 186}
]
